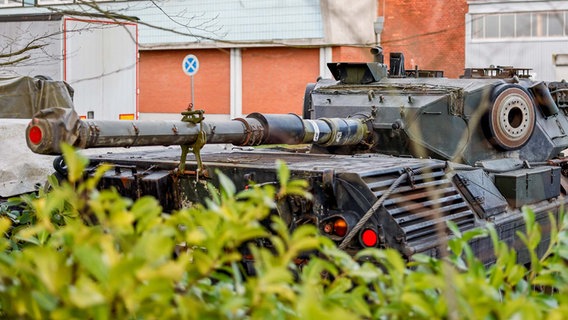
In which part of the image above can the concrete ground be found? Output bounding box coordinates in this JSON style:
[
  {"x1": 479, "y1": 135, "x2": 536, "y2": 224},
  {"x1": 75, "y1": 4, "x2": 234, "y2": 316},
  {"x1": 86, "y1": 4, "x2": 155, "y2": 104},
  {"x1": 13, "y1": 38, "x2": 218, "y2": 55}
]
[{"x1": 0, "y1": 120, "x2": 54, "y2": 198}]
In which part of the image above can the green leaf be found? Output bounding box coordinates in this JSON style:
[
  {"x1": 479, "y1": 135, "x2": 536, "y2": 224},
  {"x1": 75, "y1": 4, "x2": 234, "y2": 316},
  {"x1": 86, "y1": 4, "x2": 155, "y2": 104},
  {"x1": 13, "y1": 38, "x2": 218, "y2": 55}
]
[
  {"x1": 32, "y1": 290, "x2": 59, "y2": 312},
  {"x1": 326, "y1": 277, "x2": 352, "y2": 296},
  {"x1": 217, "y1": 171, "x2": 236, "y2": 199},
  {"x1": 25, "y1": 247, "x2": 70, "y2": 294},
  {"x1": 447, "y1": 220, "x2": 461, "y2": 238},
  {"x1": 448, "y1": 237, "x2": 464, "y2": 256},
  {"x1": 193, "y1": 250, "x2": 216, "y2": 275},
  {"x1": 86, "y1": 163, "x2": 113, "y2": 191},
  {"x1": 276, "y1": 160, "x2": 290, "y2": 186},
  {"x1": 0, "y1": 216, "x2": 11, "y2": 236},
  {"x1": 402, "y1": 292, "x2": 434, "y2": 317},
  {"x1": 60, "y1": 143, "x2": 89, "y2": 184},
  {"x1": 69, "y1": 276, "x2": 106, "y2": 308},
  {"x1": 206, "y1": 182, "x2": 221, "y2": 206},
  {"x1": 74, "y1": 244, "x2": 109, "y2": 283}
]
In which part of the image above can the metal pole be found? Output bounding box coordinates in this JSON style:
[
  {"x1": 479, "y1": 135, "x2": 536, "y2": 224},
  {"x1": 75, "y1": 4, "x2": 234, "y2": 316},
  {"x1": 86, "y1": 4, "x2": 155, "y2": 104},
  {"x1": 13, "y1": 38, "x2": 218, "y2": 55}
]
[{"x1": 191, "y1": 75, "x2": 195, "y2": 107}]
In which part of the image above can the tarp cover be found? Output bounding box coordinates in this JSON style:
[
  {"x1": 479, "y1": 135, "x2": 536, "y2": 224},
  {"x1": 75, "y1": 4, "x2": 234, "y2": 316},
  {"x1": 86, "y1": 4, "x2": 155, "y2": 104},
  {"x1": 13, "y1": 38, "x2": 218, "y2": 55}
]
[
  {"x1": 1, "y1": 75, "x2": 74, "y2": 197},
  {"x1": 0, "y1": 75, "x2": 74, "y2": 118}
]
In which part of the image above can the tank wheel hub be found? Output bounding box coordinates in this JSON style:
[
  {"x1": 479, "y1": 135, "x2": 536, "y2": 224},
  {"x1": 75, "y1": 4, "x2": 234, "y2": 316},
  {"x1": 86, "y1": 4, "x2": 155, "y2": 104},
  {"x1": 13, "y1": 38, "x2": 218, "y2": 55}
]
[{"x1": 488, "y1": 87, "x2": 535, "y2": 150}]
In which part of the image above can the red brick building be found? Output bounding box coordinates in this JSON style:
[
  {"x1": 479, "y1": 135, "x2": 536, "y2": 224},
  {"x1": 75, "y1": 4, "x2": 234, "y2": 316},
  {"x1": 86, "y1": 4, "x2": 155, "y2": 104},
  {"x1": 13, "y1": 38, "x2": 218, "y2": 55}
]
[
  {"x1": 379, "y1": 0, "x2": 467, "y2": 78},
  {"x1": 138, "y1": 1, "x2": 381, "y2": 120},
  {"x1": 138, "y1": 0, "x2": 468, "y2": 120}
]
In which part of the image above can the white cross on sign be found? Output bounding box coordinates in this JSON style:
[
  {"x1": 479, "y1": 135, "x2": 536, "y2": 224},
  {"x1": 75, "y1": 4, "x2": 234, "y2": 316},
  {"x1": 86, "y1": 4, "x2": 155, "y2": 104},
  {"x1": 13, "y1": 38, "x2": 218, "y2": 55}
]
[{"x1": 182, "y1": 54, "x2": 199, "y2": 76}]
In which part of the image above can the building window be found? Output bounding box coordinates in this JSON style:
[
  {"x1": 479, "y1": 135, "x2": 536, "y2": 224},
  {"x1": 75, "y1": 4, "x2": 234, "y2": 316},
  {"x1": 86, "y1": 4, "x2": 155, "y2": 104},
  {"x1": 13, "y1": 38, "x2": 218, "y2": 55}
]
[
  {"x1": 0, "y1": 0, "x2": 29, "y2": 6},
  {"x1": 532, "y1": 13, "x2": 546, "y2": 37},
  {"x1": 485, "y1": 15, "x2": 499, "y2": 38},
  {"x1": 0, "y1": 0, "x2": 134, "y2": 7},
  {"x1": 516, "y1": 13, "x2": 531, "y2": 37},
  {"x1": 549, "y1": 12, "x2": 564, "y2": 36},
  {"x1": 36, "y1": 0, "x2": 74, "y2": 4},
  {"x1": 472, "y1": 11, "x2": 568, "y2": 39}
]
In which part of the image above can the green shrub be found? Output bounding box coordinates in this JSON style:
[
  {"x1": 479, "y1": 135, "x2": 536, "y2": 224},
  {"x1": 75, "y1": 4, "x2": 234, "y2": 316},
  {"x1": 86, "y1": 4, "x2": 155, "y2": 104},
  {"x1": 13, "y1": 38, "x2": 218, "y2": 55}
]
[{"x1": 1, "y1": 145, "x2": 568, "y2": 319}]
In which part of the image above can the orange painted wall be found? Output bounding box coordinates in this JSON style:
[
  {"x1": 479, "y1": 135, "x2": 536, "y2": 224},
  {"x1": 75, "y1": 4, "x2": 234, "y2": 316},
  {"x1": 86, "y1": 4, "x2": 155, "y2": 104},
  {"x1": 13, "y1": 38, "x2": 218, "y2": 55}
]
[
  {"x1": 139, "y1": 49, "x2": 230, "y2": 114},
  {"x1": 379, "y1": 0, "x2": 467, "y2": 78},
  {"x1": 241, "y1": 47, "x2": 320, "y2": 115},
  {"x1": 332, "y1": 47, "x2": 374, "y2": 62}
]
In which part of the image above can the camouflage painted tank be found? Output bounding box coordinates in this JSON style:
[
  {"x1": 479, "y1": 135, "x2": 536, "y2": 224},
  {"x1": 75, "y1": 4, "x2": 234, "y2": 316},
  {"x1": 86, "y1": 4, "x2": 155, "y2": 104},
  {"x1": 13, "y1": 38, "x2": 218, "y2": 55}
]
[{"x1": 25, "y1": 48, "x2": 568, "y2": 264}]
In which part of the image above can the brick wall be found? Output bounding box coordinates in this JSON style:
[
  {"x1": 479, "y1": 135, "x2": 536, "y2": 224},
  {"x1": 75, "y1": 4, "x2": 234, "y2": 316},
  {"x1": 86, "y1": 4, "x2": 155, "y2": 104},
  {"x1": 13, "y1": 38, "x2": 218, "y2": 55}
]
[
  {"x1": 139, "y1": 49, "x2": 230, "y2": 115},
  {"x1": 241, "y1": 47, "x2": 319, "y2": 115},
  {"x1": 332, "y1": 47, "x2": 374, "y2": 62},
  {"x1": 140, "y1": 47, "x2": 319, "y2": 116},
  {"x1": 379, "y1": 0, "x2": 467, "y2": 78}
]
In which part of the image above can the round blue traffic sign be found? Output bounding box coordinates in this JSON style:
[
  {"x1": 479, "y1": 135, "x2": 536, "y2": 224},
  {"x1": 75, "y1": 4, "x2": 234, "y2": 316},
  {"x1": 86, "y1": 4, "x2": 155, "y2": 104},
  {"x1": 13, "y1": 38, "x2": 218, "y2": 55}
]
[{"x1": 182, "y1": 54, "x2": 199, "y2": 76}]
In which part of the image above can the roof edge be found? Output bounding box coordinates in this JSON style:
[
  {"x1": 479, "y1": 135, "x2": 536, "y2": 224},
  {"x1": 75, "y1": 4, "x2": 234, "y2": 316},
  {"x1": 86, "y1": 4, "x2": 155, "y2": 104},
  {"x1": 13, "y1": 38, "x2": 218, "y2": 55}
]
[
  {"x1": 0, "y1": 12, "x2": 64, "y2": 22},
  {"x1": 139, "y1": 38, "x2": 340, "y2": 50}
]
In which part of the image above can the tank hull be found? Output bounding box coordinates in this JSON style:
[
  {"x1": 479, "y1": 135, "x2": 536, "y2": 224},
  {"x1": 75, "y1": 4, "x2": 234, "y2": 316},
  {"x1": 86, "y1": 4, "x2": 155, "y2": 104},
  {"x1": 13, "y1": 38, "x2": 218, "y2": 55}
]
[{"x1": 82, "y1": 147, "x2": 565, "y2": 264}]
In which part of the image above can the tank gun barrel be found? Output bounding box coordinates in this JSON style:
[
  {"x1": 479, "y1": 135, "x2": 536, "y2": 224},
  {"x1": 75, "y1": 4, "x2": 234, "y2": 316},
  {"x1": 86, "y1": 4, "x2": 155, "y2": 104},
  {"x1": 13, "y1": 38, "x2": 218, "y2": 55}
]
[{"x1": 26, "y1": 108, "x2": 370, "y2": 155}]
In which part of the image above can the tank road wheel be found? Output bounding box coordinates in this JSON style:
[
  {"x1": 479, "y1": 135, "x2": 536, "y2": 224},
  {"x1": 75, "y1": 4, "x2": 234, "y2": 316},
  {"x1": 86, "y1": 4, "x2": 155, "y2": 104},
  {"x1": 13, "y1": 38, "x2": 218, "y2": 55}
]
[
  {"x1": 302, "y1": 83, "x2": 316, "y2": 119},
  {"x1": 486, "y1": 85, "x2": 536, "y2": 150}
]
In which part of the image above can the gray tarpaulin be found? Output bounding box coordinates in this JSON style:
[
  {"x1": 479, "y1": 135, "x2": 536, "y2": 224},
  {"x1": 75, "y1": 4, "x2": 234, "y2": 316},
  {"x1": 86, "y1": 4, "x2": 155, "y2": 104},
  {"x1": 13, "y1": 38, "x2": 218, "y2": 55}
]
[
  {"x1": 0, "y1": 74, "x2": 74, "y2": 118},
  {"x1": 1, "y1": 75, "x2": 74, "y2": 197}
]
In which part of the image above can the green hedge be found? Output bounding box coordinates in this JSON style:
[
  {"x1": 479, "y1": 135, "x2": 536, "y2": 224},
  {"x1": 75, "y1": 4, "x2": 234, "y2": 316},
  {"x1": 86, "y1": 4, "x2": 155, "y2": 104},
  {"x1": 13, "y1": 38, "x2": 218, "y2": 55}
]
[{"x1": 1, "y1": 145, "x2": 568, "y2": 319}]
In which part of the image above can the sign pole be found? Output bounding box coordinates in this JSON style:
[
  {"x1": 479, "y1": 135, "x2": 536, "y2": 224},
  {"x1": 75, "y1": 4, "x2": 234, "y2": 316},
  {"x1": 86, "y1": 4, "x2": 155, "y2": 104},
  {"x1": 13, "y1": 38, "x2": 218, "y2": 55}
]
[
  {"x1": 182, "y1": 54, "x2": 200, "y2": 108},
  {"x1": 191, "y1": 75, "x2": 195, "y2": 107}
]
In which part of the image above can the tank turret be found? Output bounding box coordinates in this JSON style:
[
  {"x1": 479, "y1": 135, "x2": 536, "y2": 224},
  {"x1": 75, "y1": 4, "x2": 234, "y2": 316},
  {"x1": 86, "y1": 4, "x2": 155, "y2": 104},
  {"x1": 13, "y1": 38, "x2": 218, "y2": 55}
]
[
  {"x1": 307, "y1": 52, "x2": 568, "y2": 165},
  {"x1": 23, "y1": 48, "x2": 568, "y2": 264}
]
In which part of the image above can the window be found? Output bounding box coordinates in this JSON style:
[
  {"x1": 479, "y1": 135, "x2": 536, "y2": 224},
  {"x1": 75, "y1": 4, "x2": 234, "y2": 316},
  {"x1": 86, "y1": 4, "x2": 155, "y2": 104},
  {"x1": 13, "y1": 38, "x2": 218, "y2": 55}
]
[
  {"x1": 0, "y1": 0, "x2": 27, "y2": 7},
  {"x1": 516, "y1": 13, "x2": 531, "y2": 37},
  {"x1": 36, "y1": 0, "x2": 73, "y2": 4},
  {"x1": 472, "y1": 11, "x2": 568, "y2": 40},
  {"x1": 472, "y1": 15, "x2": 484, "y2": 38},
  {"x1": 0, "y1": 0, "x2": 133, "y2": 7},
  {"x1": 486, "y1": 15, "x2": 499, "y2": 38},
  {"x1": 532, "y1": 13, "x2": 546, "y2": 37},
  {"x1": 501, "y1": 14, "x2": 514, "y2": 38},
  {"x1": 549, "y1": 12, "x2": 564, "y2": 36}
]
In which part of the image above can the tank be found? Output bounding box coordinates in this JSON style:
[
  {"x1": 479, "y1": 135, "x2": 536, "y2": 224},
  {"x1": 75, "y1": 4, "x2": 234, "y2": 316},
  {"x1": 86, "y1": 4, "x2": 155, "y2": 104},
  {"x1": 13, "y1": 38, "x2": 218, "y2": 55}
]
[{"x1": 24, "y1": 48, "x2": 568, "y2": 264}]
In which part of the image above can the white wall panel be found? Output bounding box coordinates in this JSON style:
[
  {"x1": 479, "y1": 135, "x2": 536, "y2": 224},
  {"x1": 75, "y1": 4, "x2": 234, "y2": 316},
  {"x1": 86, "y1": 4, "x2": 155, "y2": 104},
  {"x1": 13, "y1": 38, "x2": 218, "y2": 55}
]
[
  {"x1": 0, "y1": 19, "x2": 62, "y2": 78},
  {"x1": 64, "y1": 18, "x2": 137, "y2": 120}
]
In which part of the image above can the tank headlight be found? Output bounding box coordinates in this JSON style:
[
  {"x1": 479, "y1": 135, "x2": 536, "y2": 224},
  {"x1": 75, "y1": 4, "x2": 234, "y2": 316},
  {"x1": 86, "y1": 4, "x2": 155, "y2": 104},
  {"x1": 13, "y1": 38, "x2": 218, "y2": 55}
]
[
  {"x1": 28, "y1": 125, "x2": 43, "y2": 145},
  {"x1": 320, "y1": 211, "x2": 359, "y2": 240},
  {"x1": 333, "y1": 218, "x2": 348, "y2": 237},
  {"x1": 360, "y1": 228, "x2": 379, "y2": 247},
  {"x1": 322, "y1": 217, "x2": 349, "y2": 237}
]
